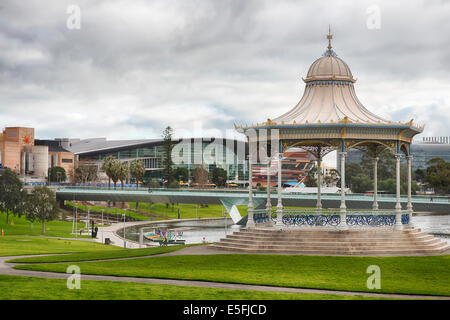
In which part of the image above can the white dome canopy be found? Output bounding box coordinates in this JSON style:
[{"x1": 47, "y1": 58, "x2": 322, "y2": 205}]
[
  {"x1": 305, "y1": 50, "x2": 354, "y2": 82},
  {"x1": 273, "y1": 33, "x2": 389, "y2": 125}
]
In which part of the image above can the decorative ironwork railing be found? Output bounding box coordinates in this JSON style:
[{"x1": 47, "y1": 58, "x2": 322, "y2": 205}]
[
  {"x1": 346, "y1": 215, "x2": 395, "y2": 226},
  {"x1": 252, "y1": 209, "x2": 410, "y2": 227},
  {"x1": 253, "y1": 212, "x2": 269, "y2": 224},
  {"x1": 282, "y1": 214, "x2": 341, "y2": 226}
]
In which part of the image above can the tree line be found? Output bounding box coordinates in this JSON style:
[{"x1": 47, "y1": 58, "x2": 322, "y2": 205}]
[
  {"x1": 100, "y1": 157, "x2": 146, "y2": 189},
  {"x1": 0, "y1": 168, "x2": 58, "y2": 235},
  {"x1": 305, "y1": 149, "x2": 449, "y2": 195}
]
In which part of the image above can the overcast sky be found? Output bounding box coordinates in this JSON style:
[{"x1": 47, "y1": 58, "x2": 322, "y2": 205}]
[{"x1": 1, "y1": 0, "x2": 450, "y2": 147}]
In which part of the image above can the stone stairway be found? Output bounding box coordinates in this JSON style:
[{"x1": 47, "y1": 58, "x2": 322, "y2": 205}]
[{"x1": 208, "y1": 228, "x2": 449, "y2": 256}]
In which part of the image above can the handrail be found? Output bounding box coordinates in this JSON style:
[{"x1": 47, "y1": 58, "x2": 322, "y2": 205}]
[{"x1": 253, "y1": 208, "x2": 410, "y2": 215}]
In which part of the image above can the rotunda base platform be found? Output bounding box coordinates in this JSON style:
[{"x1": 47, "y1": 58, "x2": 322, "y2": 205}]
[{"x1": 208, "y1": 227, "x2": 449, "y2": 256}]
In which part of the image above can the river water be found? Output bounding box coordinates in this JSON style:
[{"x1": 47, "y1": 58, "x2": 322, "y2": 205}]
[{"x1": 119, "y1": 214, "x2": 450, "y2": 246}]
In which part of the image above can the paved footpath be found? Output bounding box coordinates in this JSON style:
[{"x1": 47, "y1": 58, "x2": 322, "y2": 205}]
[
  {"x1": 1, "y1": 246, "x2": 449, "y2": 300},
  {"x1": 94, "y1": 218, "x2": 227, "y2": 249},
  {"x1": 95, "y1": 220, "x2": 152, "y2": 248}
]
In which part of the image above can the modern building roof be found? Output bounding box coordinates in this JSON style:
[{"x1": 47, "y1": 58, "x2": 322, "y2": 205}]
[
  {"x1": 34, "y1": 139, "x2": 72, "y2": 153},
  {"x1": 58, "y1": 137, "x2": 248, "y2": 156},
  {"x1": 62, "y1": 138, "x2": 160, "y2": 155}
]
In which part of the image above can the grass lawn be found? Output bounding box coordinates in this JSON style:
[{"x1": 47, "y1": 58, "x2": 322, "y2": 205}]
[
  {"x1": 0, "y1": 274, "x2": 382, "y2": 300},
  {"x1": 15, "y1": 254, "x2": 450, "y2": 296},
  {"x1": 8, "y1": 244, "x2": 195, "y2": 263},
  {"x1": 0, "y1": 211, "x2": 89, "y2": 239},
  {"x1": 68, "y1": 201, "x2": 314, "y2": 221},
  {"x1": 128, "y1": 202, "x2": 249, "y2": 220},
  {"x1": 129, "y1": 203, "x2": 315, "y2": 220},
  {"x1": 0, "y1": 236, "x2": 120, "y2": 257},
  {"x1": 65, "y1": 201, "x2": 151, "y2": 221}
]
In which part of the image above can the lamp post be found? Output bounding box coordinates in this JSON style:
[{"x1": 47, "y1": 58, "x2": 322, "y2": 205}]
[
  {"x1": 139, "y1": 228, "x2": 144, "y2": 248},
  {"x1": 122, "y1": 213, "x2": 126, "y2": 248},
  {"x1": 101, "y1": 209, "x2": 104, "y2": 244},
  {"x1": 223, "y1": 206, "x2": 227, "y2": 236}
]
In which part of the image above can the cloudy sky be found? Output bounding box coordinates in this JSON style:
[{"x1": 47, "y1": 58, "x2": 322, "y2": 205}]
[{"x1": 1, "y1": 0, "x2": 450, "y2": 145}]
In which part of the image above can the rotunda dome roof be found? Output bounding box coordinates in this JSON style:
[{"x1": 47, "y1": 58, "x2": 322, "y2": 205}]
[{"x1": 305, "y1": 51, "x2": 354, "y2": 82}]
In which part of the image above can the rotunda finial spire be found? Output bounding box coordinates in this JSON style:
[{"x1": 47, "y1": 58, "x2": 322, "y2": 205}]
[{"x1": 327, "y1": 25, "x2": 333, "y2": 50}]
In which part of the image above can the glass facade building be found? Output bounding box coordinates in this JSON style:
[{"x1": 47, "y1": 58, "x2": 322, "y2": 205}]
[{"x1": 70, "y1": 138, "x2": 249, "y2": 183}]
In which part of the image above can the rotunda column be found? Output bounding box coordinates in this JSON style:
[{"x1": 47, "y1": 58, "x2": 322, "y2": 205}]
[
  {"x1": 394, "y1": 153, "x2": 403, "y2": 231},
  {"x1": 373, "y1": 157, "x2": 379, "y2": 211},
  {"x1": 247, "y1": 148, "x2": 255, "y2": 229},
  {"x1": 339, "y1": 152, "x2": 348, "y2": 230},
  {"x1": 316, "y1": 157, "x2": 322, "y2": 211},
  {"x1": 406, "y1": 155, "x2": 414, "y2": 228},
  {"x1": 275, "y1": 152, "x2": 284, "y2": 228},
  {"x1": 266, "y1": 160, "x2": 273, "y2": 226}
]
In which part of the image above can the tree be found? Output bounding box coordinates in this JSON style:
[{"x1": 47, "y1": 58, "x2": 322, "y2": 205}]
[
  {"x1": 324, "y1": 168, "x2": 340, "y2": 187},
  {"x1": 378, "y1": 178, "x2": 396, "y2": 194},
  {"x1": 345, "y1": 162, "x2": 365, "y2": 191},
  {"x1": 108, "y1": 159, "x2": 122, "y2": 190},
  {"x1": 73, "y1": 165, "x2": 98, "y2": 184},
  {"x1": 162, "y1": 126, "x2": 175, "y2": 186},
  {"x1": 148, "y1": 179, "x2": 161, "y2": 188},
  {"x1": 376, "y1": 150, "x2": 396, "y2": 181},
  {"x1": 360, "y1": 149, "x2": 395, "y2": 180},
  {"x1": 304, "y1": 166, "x2": 317, "y2": 187},
  {"x1": 130, "y1": 160, "x2": 145, "y2": 187},
  {"x1": 414, "y1": 168, "x2": 426, "y2": 183},
  {"x1": 211, "y1": 167, "x2": 228, "y2": 187},
  {"x1": 26, "y1": 186, "x2": 59, "y2": 235},
  {"x1": 48, "y1": 166, "x2": 67, "y2": 183},
  {"x1": 0, "y1": 168, "x2": 26, "y2": 224},
  {"x1": 101, "y1": 155, "x2": 115, "y2": 189},
  {"x1": 424, "y1": 158, "x2": 450, "y2": 195},
  {"x1": 173, "y1": 166, "x2": 189, "y2": 182},
  {"x1": 192, "y1": 167, "x2": 209, "y2": 185},
  {"x1": 351, "y1": 173, "x2": 373, "y2": 193},
  {"x1": 117, "y1": 162, "x2": 128, "y2": 190}
]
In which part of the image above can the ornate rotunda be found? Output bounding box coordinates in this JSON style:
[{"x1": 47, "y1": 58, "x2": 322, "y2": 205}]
[
  {"x1": 236, "y1": 30, "x2": 424, "y2": 231},
  {"x1": 210, "y1": 30, "x2": 450, "y2": 255}
]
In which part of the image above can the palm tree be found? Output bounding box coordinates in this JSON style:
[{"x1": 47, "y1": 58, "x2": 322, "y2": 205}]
[
  {"x1": 109, "y1": 160, "x2": 122, "y2": 190},
  {"x1": 130, "y1": 159, "x2": 145, "y2": 189},
  {"x1": 117, "y1": 162, "x2": 128, "y2": 190},
  {"x1": 102, "y1": 155, "x2": 115, "y2": 189}
]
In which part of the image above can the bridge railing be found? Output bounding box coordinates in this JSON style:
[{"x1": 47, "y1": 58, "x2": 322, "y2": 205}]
[
  {"x1": 56, "y1": 186, "x2": 450, "y2": 203},
  {"x1": 57, "y1": 186, "x2": 251, "y2": 194}
]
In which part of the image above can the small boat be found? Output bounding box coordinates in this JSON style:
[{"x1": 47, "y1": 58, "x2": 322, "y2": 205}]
[{"x1": 144, "y1": 228, "x2": 185, "y2": 246}]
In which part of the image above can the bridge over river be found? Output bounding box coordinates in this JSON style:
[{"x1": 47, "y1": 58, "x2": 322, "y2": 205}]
[{"x1": 55, "y1": 187, "x2": 450, "y2": 217}]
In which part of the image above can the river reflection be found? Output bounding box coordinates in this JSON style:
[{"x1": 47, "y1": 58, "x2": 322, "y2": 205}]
[
  {"x1": 118, "y1": 214, "x2": 450, "y2": 245},
  {"x1": 412, "y1": 215, "x2": 450, "y2": 244}
]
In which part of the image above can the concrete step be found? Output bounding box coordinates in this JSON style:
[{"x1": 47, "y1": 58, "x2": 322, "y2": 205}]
[
  {"x1": 239, "y1": 228, "x2": 422, "y2": 235},
  {"x1": 210, "y1": 227, "x2": 448, "y2": 256},
  {"x1": 209, "y1": 243, "x2": 449, "y2": 256},
  {"x1": 224, "y1": 234, "x2": 430, "y2": 242},
  {"x1": 219, "y1": 238, "x2": 443, "y2": 247},
  {"x1": 239, "y1": 229, "x2": 424, "y2": 236},
  {"x1": 216, "y1": 240, "x2": 448, "y2": 251}
]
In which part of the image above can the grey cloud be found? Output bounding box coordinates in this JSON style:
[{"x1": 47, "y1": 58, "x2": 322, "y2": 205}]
[{"x1": 0, "y1": 0, "x2": 449, "y2": 140}]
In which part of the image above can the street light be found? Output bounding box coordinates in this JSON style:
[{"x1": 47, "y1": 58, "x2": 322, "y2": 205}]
[
  {"x1": 101, "y1": 209, "x2": 104, "y2": 244},
  {"x1": 223, "y1": 206, "x2": 227, "y2": 236},
  {"x1": 122, "y1": 213, "x2": 126, "y2": 248}
]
